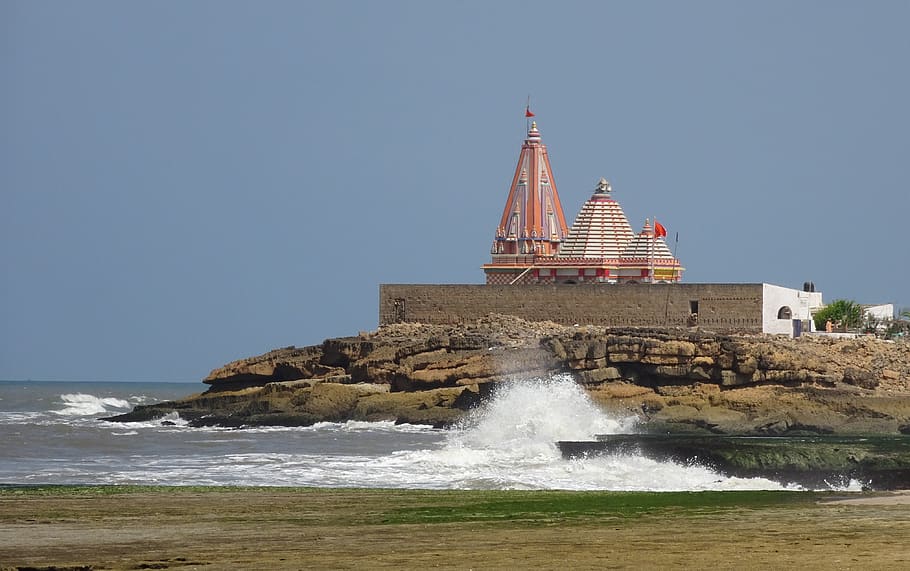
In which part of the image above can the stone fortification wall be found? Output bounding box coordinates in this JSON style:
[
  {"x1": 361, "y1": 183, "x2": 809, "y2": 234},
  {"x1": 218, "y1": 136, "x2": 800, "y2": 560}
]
[{"x1": 379, "y1": 283, "x2": 763, "y2": 331}]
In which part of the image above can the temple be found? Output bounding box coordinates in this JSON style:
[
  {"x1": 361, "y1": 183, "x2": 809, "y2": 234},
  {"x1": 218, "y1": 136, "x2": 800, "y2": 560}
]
[
  {"x1": 482, "y1": 121, "x2": 684, "y2": 285},
  {"x1": 382, "y1": 117, "x2": 823, "y2": 337},
  {"x1": 486, "y1": 121, "x2": 570, "y2": 262}
]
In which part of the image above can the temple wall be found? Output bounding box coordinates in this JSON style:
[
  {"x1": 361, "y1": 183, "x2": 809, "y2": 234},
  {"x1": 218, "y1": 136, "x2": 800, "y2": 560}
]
[{"x1": 379, "y1": 283, "x2": 765, "y2": 331}]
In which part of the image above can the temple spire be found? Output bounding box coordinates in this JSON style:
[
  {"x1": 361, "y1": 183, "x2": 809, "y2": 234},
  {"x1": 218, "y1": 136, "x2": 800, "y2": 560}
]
[
  {"x1": 492, "y1": 121, "x2": 569, "y2": 256},
  {"x1": 483, "y1": 117, "x2": 683, "y2": 285},
  {"x1": 483, "y1": 120, "x2": 571, "y2": 283}
]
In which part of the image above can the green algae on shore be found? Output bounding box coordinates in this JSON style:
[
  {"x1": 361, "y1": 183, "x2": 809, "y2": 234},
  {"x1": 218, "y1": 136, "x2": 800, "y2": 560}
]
[{"x1": 2, "y1": 487, "x2": 909, "y2": 570}]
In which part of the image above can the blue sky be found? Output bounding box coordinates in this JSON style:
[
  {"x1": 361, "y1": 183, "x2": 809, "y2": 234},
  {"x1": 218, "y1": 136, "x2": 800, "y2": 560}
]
[{"x1": 3, "y1": 1, "x2": 908, "y2": 381}]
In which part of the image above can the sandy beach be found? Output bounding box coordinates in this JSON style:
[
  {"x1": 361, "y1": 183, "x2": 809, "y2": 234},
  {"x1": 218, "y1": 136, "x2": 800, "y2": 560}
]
[{"x1": 2, "y1": 487, "x2": 909, "y2": 570}]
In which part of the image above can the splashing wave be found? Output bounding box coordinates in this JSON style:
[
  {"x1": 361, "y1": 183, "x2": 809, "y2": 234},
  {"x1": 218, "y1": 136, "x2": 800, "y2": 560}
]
[{"x1": 53, "y1": 393, "x2": 132, "y2": 416}]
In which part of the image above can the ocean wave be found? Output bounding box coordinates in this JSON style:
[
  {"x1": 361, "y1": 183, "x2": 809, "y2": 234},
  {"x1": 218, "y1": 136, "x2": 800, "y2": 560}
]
[
  {"x1": 53, "y1": 393, "x2": 132, "y2": 416},
  {"x1": 0, "y1": 411, "x2": 46, "y2": 424},
  {"x1": 128, "y1": 394, "x2": 160, "y2": 405},
  {"x1": 182, "y1": 420, "x2": 443, "y2": 435},
  {"x1": 118, "y1": 411, "x2": 190, "y2": 429},
  {"x1": 313, "y1": 420, "x2": 441, "y2": 433},
  {"x1": 447, "y1": 373, "x2": 637, "y2": 451},
  {"x1": 0, "y1": 377, "x2": 865, "y2": 492},
  {"x1": 88, "y1": 375, "x2": 787, "y2": 490}
]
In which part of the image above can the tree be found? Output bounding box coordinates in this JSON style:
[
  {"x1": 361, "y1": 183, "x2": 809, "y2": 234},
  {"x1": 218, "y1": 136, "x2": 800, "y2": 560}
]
[
  {"x1": 893, "y1": 308, "x2": 910, "y2": 338},
  {"x1": 813, "y1": 299, "x2": 863, "y2": 331}
]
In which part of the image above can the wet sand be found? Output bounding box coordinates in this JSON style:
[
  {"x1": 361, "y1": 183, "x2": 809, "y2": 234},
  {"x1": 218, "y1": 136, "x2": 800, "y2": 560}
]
[
  {"x1": 2, "y1": 488, "x2": 909, "y2": 570},
  {"x1": 821, "y1": 490, "x2": 910, "y2": 505}
]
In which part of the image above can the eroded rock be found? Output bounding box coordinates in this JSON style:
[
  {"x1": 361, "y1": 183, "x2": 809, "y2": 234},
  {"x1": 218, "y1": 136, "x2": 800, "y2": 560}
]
[{"x1": 107, "y1": 315, "x2": 910, "y2": 433}]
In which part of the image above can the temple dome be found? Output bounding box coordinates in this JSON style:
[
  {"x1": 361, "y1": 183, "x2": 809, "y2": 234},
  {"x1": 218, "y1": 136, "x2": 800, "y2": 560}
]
[
  {"x1": 620, "y1": 219, "x2": 677, "y2": 260},
  {"x1": 557, "y1": 178, "x2": 636, "y2": 259}
]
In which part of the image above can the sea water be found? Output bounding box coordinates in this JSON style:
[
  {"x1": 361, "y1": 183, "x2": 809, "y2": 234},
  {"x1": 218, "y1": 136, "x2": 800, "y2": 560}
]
[{"x1": 0, "y1": 376, "x2": 829, "y2": 490}]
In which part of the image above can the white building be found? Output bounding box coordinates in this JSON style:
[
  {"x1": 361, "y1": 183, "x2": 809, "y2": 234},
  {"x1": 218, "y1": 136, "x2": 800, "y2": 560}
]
[
  {"x1": 761, "y1": 283, "x2": 824, "y2": 336},
  {"x1": 863, "y1": 304, "x2": 894, "y2": 322}
]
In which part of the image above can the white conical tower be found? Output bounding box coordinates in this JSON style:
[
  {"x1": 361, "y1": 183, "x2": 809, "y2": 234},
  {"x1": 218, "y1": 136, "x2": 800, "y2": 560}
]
[
  {"x1": 558, "y1": 178, "x2": 636, "y2": 259},
  {"x1": 616, "y1": 219, "x2": 684, "y2": 283}
]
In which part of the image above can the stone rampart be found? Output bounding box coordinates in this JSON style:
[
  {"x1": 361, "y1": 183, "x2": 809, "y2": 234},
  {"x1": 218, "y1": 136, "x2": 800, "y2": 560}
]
[{"x1": 380, "y1": 283, "x2": 763, "y2": 331}]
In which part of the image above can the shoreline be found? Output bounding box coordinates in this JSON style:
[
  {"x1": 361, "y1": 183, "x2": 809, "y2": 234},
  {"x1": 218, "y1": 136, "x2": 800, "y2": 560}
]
[
  {"x1": 2, "y1": 487, "x2": 909, "y2": 569},
  {"x1": 822, "y1": 490, "x2": 910, "y2": 505}
]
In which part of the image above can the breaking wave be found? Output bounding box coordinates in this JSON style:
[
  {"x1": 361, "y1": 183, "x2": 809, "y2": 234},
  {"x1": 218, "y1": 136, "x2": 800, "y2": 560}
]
[
  {"x1": 0, "y1": 378, "x2": 847, "y2": 491},
  {"x1": 372, "y1": 374, "x2": 789, "y2": 491},
  {"x1": 53, "y1": 393, "x2": 132, "y2": 416}
]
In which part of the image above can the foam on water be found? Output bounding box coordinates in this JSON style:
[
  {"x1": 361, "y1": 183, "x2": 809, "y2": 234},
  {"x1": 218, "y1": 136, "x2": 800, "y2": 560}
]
[
  {"x1": 0, "y1": 378, "x2": 839, "y2": 490},
  {"x1": 449, "y1": 373, "x2": 636, "y2": 448},
  {"x1": 98, "y1": 374, "x2": 787, "y2": 490},
  {"x1": 53, "y1": 393, "x2": 132, "y2": 416},
  {"x1": 310, "y1": 420, "x2": 439, "y2": 434},
  {"x1": 0, "y1": 386, "x2": 183, "y2": 426},
  {"x1": 350, "y1": 374, "x2": 790, "y2": 491}
]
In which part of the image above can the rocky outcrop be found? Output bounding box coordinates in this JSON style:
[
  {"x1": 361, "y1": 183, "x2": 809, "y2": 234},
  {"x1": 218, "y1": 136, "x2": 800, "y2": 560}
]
[
  {"x1": 106, "y1": 315, "x2": 910, "y2": 434},
  {"x1": 558, "y1": 434, "x2": 910, "y2": 490}
]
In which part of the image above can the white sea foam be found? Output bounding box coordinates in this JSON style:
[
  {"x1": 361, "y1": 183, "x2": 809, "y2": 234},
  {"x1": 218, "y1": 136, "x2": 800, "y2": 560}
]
[
  {"x1": 449, "y1": 373, "x2": 636, "y2": 448},
  {"x1": 156, "y1": 411, "x2": 187, "y2": 426},
  {"x1": 120, "y1": 411, "x2": 190, "y2": 429},
  {"x1": 826, "y1": 478, "x2": 866, "y2": 492},
  {"x1": 317, "y1": 420, "x2": 439, "y2": 433},
  {"x1": 0, "y1": 411, "x2": 45, "y2": 424},
  {"x1": 53, "y1": 393, "x2": 132, "y2": 416},
  {"x1": 128, "y1": 394, "x2": 161, "y2": 405},
  {"x1": 96, "y1": 374, "x2": 788, "y2": 490},
  {"x1": 1, "y1": 378, "x2": 850, "y2": 491},
  {"x1": 361, "y1": 374, "x2": 789, "y2": 491}
]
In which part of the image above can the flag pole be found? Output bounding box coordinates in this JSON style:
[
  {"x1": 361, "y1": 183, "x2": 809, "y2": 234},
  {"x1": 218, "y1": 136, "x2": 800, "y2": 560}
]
[
  {"x1": 664, "y1": 230, "x2": 678, "y2": 323},
  {"x1": 673, "y1": 231, "x2": 680, "y2": 281},
  {"x1": 650, "y1": 217, "x2": 655, "y2": 284},
  {"x1": 526, "y1": 95, "x2": 531, "y2": 132}
]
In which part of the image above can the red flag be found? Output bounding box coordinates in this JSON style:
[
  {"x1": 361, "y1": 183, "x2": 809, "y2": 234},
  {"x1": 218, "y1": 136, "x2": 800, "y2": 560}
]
[
  {"x1": 654, "y1": 220, "x2": 667, "y2": 238},
  {"x1": 525, "y1": 106, "x2": 535, "y2": 118}
]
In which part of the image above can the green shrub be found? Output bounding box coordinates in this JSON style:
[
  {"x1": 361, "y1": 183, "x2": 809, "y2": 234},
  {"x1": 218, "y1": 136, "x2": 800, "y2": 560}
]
[{"x1": 813, "y1": 299, "x2": 862, "y2": 331}]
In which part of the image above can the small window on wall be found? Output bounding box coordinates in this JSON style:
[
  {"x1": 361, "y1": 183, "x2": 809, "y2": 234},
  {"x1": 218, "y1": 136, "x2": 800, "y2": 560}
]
[
  {"x1": 777, "y1": 306, "x2": 792, "y2": 320},
  {"x1": 689, "y1": 300, "x2": 699, "y2": 314}
]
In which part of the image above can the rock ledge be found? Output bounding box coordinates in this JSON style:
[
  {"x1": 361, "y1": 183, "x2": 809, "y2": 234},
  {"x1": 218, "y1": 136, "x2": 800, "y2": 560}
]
[{"x1": 106, "y1": 315, "x2": 910, "y2": 434}]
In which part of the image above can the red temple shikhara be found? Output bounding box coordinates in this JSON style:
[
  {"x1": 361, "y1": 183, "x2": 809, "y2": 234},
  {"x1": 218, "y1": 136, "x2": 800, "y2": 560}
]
[{"x1": 483, "y1": 121, "x2": 684, "y2": 285}]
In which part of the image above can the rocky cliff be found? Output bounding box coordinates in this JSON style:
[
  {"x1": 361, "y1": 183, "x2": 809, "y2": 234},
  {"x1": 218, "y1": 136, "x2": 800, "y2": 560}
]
[{"x1": 106, "y1": 315, "x2": 910, "y2": 434}]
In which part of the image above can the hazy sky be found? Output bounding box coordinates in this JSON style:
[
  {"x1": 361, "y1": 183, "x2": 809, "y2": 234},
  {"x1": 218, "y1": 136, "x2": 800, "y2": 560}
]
[{"x1": 3, "y1": 1, "x2": 908, "y2": 381}]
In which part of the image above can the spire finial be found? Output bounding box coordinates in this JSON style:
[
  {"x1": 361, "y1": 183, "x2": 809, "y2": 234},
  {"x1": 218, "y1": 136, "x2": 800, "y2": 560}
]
[{"x1": 595, "y1": 178, "x2": 611, "y2": 194}]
